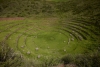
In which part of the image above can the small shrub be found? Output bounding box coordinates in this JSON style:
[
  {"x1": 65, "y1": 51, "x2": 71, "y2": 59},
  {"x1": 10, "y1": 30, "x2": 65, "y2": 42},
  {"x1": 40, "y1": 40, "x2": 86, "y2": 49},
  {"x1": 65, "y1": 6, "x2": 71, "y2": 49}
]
[{"x1": 61, "y1": 53, "x2": 100, "y2": 67}]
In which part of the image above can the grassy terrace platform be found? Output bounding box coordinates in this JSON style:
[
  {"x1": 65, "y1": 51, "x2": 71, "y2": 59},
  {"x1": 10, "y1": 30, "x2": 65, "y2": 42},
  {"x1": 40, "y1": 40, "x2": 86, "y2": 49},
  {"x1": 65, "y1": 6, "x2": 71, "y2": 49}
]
[
  {"x1": 0, "y1": 17, "x2": 99, "y2": 65},
  {"x1": 0, "y1": 0, "x2": 100, "y2": 67}
]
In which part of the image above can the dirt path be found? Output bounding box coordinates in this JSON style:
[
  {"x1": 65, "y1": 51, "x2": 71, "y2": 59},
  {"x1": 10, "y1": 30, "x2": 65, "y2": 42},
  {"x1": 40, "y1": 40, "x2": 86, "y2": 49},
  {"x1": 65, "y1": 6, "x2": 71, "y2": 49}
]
[
  {"x1": 54, "y1": 64, "x2": 77, "y2": 67},
  {"x1": 0, "y1": 17, "x2": 24, "y2": 21},
  {"x1": 53, "y1": 64, "x2": 64, "y2": 67}
]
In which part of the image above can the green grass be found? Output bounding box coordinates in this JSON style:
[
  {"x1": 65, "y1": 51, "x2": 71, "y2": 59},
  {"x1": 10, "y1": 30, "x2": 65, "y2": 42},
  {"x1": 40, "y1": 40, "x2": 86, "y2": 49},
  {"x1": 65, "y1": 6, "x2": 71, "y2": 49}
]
[
  {"x1": 0, "y1": 17, "x2": 99, "y2": 66},
  {"x1": 0, "y1": 0, "x2": 100, "y2": 66}
]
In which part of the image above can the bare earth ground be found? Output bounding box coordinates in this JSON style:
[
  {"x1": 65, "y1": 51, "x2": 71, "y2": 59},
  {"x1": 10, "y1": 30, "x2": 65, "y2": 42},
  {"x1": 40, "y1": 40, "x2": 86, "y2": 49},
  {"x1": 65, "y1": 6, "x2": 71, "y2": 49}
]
[
  {"x1": 54, "y1": 64, "x2": 64, "y2": 67},
  {"x1": 0, "y1": 17, "x2": 24, "y2": 21},
  {"x1": 55, "y1": 64, "x2": 77, "y2": 67}
]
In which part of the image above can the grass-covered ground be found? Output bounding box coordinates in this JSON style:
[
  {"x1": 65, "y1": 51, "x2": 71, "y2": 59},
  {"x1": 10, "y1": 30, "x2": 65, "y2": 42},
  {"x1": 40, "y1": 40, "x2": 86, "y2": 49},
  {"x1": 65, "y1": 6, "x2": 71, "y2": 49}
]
[
  {"x1": 0, "y1": 0, "x2": 100, "y2": 67},
  {"x1": 0, "y1": 17, "x2": 99, "y2": 67},
  {"x1": 0, "y1": 18, "x2": 68, "y2": 59}
]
